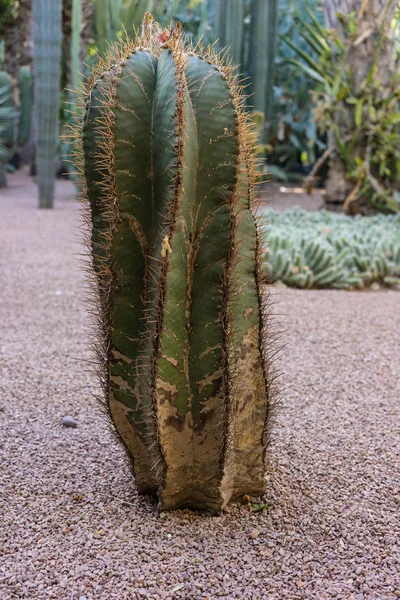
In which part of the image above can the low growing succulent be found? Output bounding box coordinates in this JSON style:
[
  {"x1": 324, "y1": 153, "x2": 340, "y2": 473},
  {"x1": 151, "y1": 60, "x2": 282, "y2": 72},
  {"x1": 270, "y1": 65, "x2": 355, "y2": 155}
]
[{"x1": 263, "y1": 208, "x2": 400, "y2": 289}]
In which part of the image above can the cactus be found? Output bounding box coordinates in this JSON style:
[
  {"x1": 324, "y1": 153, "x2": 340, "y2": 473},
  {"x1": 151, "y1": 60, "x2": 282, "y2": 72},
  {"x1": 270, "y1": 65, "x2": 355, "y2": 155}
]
[
  {"x1": 0, "y1": 71, "x2": 16, "y2": 148},
  {"x1": 94, "y1": 0, "x2": 122, "y2": 57},
  {"x1": 0, "y1": 71, "x2": 16, "y2": 187},
  {"x1": 249, "y1": 0, "x2": 278, "y2": 141},
  {"x1": 212, "y1": 0, "x2": 277, "y2": 143},
  {"x1": 215, "y1": 0, "x2": 246, "y2": 68},
  {"x1": 17, "y1": 66, "x2": 32, "y2": 147},
  {"x1": 121, "y1": 0, "x2": 153, "y2": 32},
  {"x1": 263, "y1": 208, "x2": 400, "y2": 289},
  {"x1": 62, "y1": 0, "x2": 82, "y2": 181},
  {"x1": 75, "y1": 15, "x2": 274, "y2": 513},
  {"x1": 71, "y1": 0, "x2": 82, "y2": 93},
  {"x1": 32, "y1": 0, "x2": 62, "y2": 208}
]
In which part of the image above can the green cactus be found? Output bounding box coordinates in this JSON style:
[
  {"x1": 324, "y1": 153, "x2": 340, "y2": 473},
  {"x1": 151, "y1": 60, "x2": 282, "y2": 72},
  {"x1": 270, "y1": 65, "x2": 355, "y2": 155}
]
[
  {"x1": 0, "y1": 71, "x2": 16, "y2": 187},
  {"x1": 71, "y1": 0, "x2": 82, "y2": 93},
  {"x1": 215, "y1": 0, "x2": 246, "y2": 68},
  {"x1": 76, "y1": 15, "x2": 274, "y2": 513},
  {"x1": 121, "y1": 0, "x2": 153, "y2": 32},
  {"x1": 17, "y1": 66, "x2": 32, "y2": 147},
  {"x1": 62, "y1": 0, "x2": 82, "y2": 181},
  {"x1": 32, "y1": 0, "x2": 62, "y2": 208},
  {"x1": 263, "y1": 208, "x2": 400, "y2": 289},
  {"x1": 0, "y1": 71, "x2": 15, "y2": 148},
  {"x1": 94, "y1": 0, "x2": 122, "y2": 57},
  {"x1": 249, "y1": 0, "x2": 278, "y2": 140}
]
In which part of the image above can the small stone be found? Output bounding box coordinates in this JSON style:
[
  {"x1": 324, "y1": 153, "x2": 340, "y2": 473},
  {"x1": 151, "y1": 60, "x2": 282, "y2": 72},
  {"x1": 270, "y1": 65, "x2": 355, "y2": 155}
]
[
  {"x1": 250, "y1": 528, "x2": 260, "y2": 539},
  {"x1": 370, "y1": 282, "x2": 380, "y2": 291},
  {"x1": 61, "y1": 416, "x2": 78, "y2": 428}
]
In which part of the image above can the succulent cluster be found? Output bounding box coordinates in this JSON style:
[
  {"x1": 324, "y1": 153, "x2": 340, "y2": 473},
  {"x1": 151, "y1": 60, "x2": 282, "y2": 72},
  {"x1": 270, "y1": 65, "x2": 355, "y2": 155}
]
[
  {"x1": 263, "y1": 208, "x2": 400, "y2": 289},
  {"x1": 74, "y1": 15, "x2": 275, "y2": 514}
]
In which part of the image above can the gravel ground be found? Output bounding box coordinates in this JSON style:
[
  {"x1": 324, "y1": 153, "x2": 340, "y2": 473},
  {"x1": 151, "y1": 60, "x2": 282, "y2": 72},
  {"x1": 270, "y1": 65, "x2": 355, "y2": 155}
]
[{"x1": 1, "y1": 171, "x2": 399, "y2": 600}]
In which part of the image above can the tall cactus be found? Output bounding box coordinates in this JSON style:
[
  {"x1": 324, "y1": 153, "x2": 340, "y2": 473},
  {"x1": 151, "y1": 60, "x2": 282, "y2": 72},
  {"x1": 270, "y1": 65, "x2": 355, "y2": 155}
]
[
  {"x1": 17, "y1": 66, "x2": 32, "y2": 147},
  {"x1": 215, "y1": 0, "x2": 246, "y2": 68},
  {"x1": 75, "y1": 15, "x2": 275, "y2": 513},
  {"x1": 121, "y1": 0, "x2": 153, "y2": 32},
  {"x1": 249, "y1": 0, "x2": 278, "y2": 140},
  {"x1": 94, "y1": 0, "x2": 122, "y2": 57},
  {"x1": 32, "y1": 0, "x2": 62, "y2": 208}
]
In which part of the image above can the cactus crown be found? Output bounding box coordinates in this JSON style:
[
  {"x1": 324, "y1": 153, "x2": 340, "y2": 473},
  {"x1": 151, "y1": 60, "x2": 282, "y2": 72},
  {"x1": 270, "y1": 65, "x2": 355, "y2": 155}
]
[{"x1": 73, "y1": 14, "x2": 276, "y2": 514}]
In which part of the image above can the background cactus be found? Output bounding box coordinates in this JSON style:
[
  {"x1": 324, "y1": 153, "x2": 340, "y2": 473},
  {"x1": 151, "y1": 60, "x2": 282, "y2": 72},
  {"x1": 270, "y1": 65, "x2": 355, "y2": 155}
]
[
  {"x1": 32, "y1": 0, "x2": 62, "y2": 208},
  {"x1": 94, "y1": 0, "x2": 122, "y2": 57},
  {"x1": 215, "y1": 0, "x2": 246, "y2": 68},
  {"x1": 0, "y1": 70, "x2": 16, "y2": 187},
  {"x1": 75, "y1": 15, "x2": 275, "y2": 514},
  {"x1": 17, "y1": 66, "x2": 32, "y2": 147},
  {"x1": 248, "y1": 0, "x2": 278, "y2": 142},
  {"x1": 263, "y1": 208, "x2": 400, "y2": 289}
]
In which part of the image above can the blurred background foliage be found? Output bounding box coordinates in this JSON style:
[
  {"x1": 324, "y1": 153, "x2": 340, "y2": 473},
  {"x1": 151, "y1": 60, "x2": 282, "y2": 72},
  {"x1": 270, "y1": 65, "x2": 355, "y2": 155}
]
[
  {"x1": 0, "y1": 0, "x2": 326, "y2": 191},
  {"x1": 0, "y1": 0, "x2": 399, "y2": 215}
]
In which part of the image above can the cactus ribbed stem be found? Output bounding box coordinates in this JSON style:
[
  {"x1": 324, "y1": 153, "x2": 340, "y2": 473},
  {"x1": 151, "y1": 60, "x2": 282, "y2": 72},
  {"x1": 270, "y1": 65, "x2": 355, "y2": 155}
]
[
  {"x1": 71, "y1": 0, "x2": 82, "y2": 93},
  {"x1": 0, "y1": 71, "x2": 16, "y2": 149},
  {"x1": 249, "y1": 0, "x2": 278, "y2": 140},
  {"x1": 0, "y1": 70, "x2": 17, "y2": 187},
  {"x1": 121, "y1": 0, "x2": 153, "y2": 32},
  {"x1": 32, "y1": 0, "x2": 62, "y2": 208},
  {"x1": 215, "y1": 0, "x2": 246, "y2": 68},
  {"x1": 17, "y1": 66, "x2": 32, "y2": 147},
  {"x1": 95, "y1": 0, "x2": 122, "y2": 57},
  {"x1": 76, "y1": 15, "x2": 275, "y2": 513}
]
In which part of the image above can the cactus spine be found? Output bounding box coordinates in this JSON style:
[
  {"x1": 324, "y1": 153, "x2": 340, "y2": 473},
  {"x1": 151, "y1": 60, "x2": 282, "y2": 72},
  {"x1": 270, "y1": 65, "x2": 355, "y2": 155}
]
[
  {"x1": 17, "y1": 66, "x2": 32, "y2": 147},
  {"x1": 76, "y1": 15, "x2": 274, "y2": 513},
  {"x1": 32, "y1": 0, "x2": 62, "y2": 208}
]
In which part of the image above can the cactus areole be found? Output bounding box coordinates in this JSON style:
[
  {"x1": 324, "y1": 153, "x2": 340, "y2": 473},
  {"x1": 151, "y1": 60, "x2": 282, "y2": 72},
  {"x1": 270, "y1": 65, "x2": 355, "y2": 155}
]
[{"x1": 76, "y1": 15, "x2": 274, "y2": 514}]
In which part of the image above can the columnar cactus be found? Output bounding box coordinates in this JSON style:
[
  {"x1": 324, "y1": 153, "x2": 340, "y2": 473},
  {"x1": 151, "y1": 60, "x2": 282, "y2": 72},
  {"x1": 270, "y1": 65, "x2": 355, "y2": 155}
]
[
  {"x1": 0, "y1": 70, "x2": 16, "y2": 187},
  {"x1": 17, "y1": 66, "x2": 32, "y2": 147},
  {"x1": 76, "y1": 15, "x2": 274, "y2": 514},
  {"x1": 32, "y1": 0, "x2": 62, "y2": 208}
]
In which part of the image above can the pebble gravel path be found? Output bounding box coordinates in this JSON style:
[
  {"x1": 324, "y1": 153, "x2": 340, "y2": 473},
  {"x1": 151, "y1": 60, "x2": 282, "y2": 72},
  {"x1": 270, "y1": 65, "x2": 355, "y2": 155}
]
[{"x1": 1, "y1": 173, "x2": 399, "y2": 599}]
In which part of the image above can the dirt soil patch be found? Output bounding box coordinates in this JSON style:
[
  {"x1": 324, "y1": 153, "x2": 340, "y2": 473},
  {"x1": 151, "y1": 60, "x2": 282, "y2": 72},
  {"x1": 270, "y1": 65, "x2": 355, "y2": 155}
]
[{"x1": 1, "y1": 171, "x2": 399, "y2": 599}]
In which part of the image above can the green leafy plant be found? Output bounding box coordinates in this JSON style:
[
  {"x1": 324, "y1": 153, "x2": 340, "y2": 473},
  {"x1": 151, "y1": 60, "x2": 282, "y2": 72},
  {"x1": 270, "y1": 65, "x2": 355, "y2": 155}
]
[
  {"x1": 263, "y1": 208, "x2": 400, "y2": 289},
  {"x1": 74, "y1": 15, "x2": 275, "y2": 514},
  {"x1": 268, "y1": 0, "x2": 326, "y2": 178},
  {"x1": 283, "y1": 6, "x2": 400, "y2": 213}
]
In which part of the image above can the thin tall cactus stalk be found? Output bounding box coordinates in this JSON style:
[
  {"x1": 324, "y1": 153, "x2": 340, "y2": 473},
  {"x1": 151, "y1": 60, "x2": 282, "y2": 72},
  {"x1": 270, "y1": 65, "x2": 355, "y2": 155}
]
[
  {"x1": 17, "y1": 66, "x2": 33, "y2": 147},
  {"x1": 71, "y1": 0, "x2": 82, "y2": 93},
  {"x1": 249, "y1": 0, "x2": 278, "y2": 141},
  {"x1": 215, "y1": 0, "x2": 246, "y2": 68},
  {"x1": 95, "y1": 0, "x2": 122, "y2": 57},
  {"x1": 32, "y1": 0, "x2": 62, "y2": 208}
]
